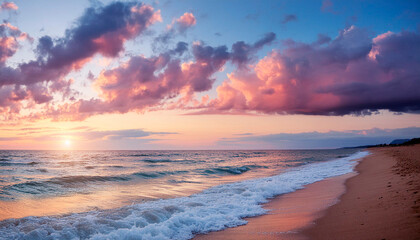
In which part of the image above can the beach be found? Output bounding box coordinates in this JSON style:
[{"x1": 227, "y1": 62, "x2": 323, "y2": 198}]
[
  {"x1": 1, "y1": 1, "x2": 419, "y2": 239},
  {"x1": 196, "y1": 144, "x2": 420, "y2": 240},
  {"x1": 0, "y1": 149, "x2": 365, "y2": 239},
  {"x1": 305, "y1": 144, "x2": 420, "y2": 239},
  {"x1": 194, "y1": 173, "x2": 355, "y2": 240}
]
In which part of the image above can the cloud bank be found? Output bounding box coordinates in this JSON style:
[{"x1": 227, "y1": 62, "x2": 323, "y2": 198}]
[
  {"x1": 0, "y1": 1, "x2": 419, "y2": 122},
  {"x1": 0, "y1": 1, "x2": 161, "y2": 120},
  {"x1": 203, "y1": 26, "x2": 420, "y2": 115},
  {"x1": 45, "y1": 33, "x2": 276, "y2": 120},
  {"x1": 218, "y1": 127, "x2": 420, "y2": 149}
]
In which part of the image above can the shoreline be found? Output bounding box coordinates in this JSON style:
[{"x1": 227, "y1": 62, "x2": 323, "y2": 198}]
[
  {"x1": 304, "y1": 145, "x2": 420, "y2": 239},
  {"x1": 194, "y1": 153, "x2": 365, "y2": 240},
  {"x1": 195, "y1": 145, "x2": 420, "y2": 239},
  {"x1": 194, "y1": 173, "x2": 355, "y2": 240}
]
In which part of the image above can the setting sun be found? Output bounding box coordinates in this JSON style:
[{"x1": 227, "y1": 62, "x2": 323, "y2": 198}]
[
  {"x1": 0, "y1": 0, "x2": 419, "y2": 239},
  {"x1": 64, "y1": 140, "x2": 71, "y2": 147}
]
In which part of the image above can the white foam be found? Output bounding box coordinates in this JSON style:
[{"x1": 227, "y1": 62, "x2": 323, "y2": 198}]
[{"x1": 0, "y1": 151, "x2": 369, "y2": 240}]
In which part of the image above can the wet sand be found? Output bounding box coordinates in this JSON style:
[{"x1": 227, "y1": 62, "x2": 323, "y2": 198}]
[
  {"x1": 196, "y1": 145, "x2": 420, "y2": 240},
  {"x1": 304, "y1": 145, "x2": 420, "y2": 239},
  {"x1": 195, "y1": 173, "x2": 356, "y2": 240}
]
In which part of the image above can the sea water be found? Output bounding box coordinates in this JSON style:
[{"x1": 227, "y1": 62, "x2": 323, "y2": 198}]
[{"x1": 0, "y1": 149, "x2": 368, "y2": 239}]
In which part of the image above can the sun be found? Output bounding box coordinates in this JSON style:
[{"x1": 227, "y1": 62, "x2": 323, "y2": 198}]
[{"x1": 64, "y1": 140, "x2": 71, "y2": 147}]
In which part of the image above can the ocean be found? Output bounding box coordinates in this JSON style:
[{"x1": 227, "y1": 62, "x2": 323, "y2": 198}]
[{"x1": 0, "y1": 149, "x2": 368, "y2": 239}]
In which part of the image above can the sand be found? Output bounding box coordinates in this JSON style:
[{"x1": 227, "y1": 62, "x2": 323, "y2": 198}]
[
  {"x1": 195, "y1": 145, "x2": 420, "y2": 240},
  {"x1": 195, "y1": 173, "x2": 354, "y2": 240},
  {"x1": 304, "y1": 145, "x2": 420, "y2": 240}
]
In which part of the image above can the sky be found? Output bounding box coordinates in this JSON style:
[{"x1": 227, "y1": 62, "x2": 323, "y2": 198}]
[{"x1": 0, "y1": 0, "x2": 419, "y2": 150}]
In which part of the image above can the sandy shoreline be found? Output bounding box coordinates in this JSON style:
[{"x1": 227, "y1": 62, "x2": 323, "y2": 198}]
[
  {"x1": 195, "y1": 173, "x2": 354, "y2": 240},
  {"x1": 304, "y1": 145, "x2": 420, "y2": 239},
  {"x1": 195, "y1": 145, "x2": 420, "y2": 240}
]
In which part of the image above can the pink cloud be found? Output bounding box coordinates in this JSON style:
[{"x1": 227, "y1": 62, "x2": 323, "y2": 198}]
[
  {"x1": 0, "y1": 2, "x2": 160, "y2": 121},
  {"x1": 155, "y1": 12, "x2": 197, "y2": 47},
  {"x1": 1, "y1": 15, "x2": 419, "y2": 123},
  {"x1": 176, "y1": 12, "x2": 196, "y2": 31},
  {"x1": 203, "y1": 26, "x2": 420, "y2": 115},
  {"x1": 38, "y1": 27, "x2": 420, "y2": 120},
  {"x1": 167, "y1": 12, "x2": 196, "y2": 33},
  {"x1": 47, "y1": 42, "x2": 230, "y2": 120},
  {"x1": 0, "y1": 23, "x2": 31, "y2": 64},
  {"x1": 0, "y1": 1, "x2": 18, "y2": 11}
]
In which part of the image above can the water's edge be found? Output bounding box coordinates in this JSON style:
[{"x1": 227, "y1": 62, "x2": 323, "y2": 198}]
[{"x1": 0, "y1": 151, "x2": 369, "y2": 240}]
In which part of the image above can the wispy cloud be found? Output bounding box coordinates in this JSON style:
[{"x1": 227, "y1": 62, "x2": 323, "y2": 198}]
[
  {"x1": 217, "y1": 127, "x2": 420, "y2": 149},
  {"x1": 281, "y1": 14, "x2": 297, "y2": 24},
  {"x1": 0, "y1": 127, "x2": 179, "y2": 150},
  {"x1": 154, "y1": 12, "x2": 196, "y2": 47},
  {"x1": 0, "y1": 128, "x2": 176, "y2": 143},
  {"x1": 0, "y1": 1, "x2": 18, "y2": 11},
  {"x1": 321, "y1": 0, "x2": 336, "y2": 13}
]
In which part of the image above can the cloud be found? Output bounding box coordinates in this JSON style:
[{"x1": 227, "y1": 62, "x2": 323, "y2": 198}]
[
  {"x1": 43, "y1": 33, "x2": 278, "y2": 120},
  {"x1": 0, "y1": 22, "x2": 33, "y2": 119},
  {"x1": 321, "y1": 0, "x2": 335, "y2": 13},
  {"x1": 315, "y1": 33, "x2": 331, "y2": 45},
  {"x1": 245, "y1": 13, "x2": 259, "y2": 21},
  {"x1": 34, "y1": 2, "x2": 161, "y2": 71},
  {"x1": 0, "y1": 127, "x2": 178, "y2": 150},
  {"x1": 233, "y1": 133, "x2": 254, "y2": 136},
  {"x1": 217, "y1": 127, "x2": 420, "y2": 149},
  {"x1": 154, "y1": 12, "x2": 196, "y2": 47},
  {"x1": 0, "y1": 128, "x2": 176, "y2": 141},
  {"x1": 44, "y1": 42, "x2": 230, "y2": 120},
  {"x1": 0, "y1": 1, "x2": 18, "y2": 11},
  {"x1": 281, "y1": 14, "x2": 297, "y2": 24},
  {"x1": 170, "y1": 41, "x2": 189, "y2": 55},
  {"x1": 230, "y1": 32, "x2": 276, "y2": 68},
  {"x1": 202, "y1": 26, "x2": 420, "y2": 115},
  {"x1": 0, "y1": 1, "x2": 161, "y2": 120},
  {"x1": 0, "y1": 22, "x2": 31, "y2": 64},
  {"x1": 174, "y1": 12, "x2": 196, "y2": 33},
  {"x1": 1, "y1": 2, "x2": 419, "y2": 123},
  {"x1": 75, "y1": 129, "x2": 175, "y2": 141}
]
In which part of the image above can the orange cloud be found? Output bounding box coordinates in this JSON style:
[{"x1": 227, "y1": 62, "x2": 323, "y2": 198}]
[
  {"x1": 177, "y1": 12, "x2": 196, "y2": 28},
  {"x1": 0, "y1": 1, "x2": 18, "y2": 11}
]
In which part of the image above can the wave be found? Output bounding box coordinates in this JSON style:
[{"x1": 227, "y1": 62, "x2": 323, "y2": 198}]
[
  {"x1": 199, "y1": 165, "x2": 266, "y2": 175},
  {"x1": 0, "y1": 162, "x2": 28, "y2": 166},
  {"x1": 0, "y1": 151, "x2": 369, "y2": 239},
  {"x1": 127, "y1": 153, "x2": 182, "y2": 158},
  {"x1": 141, "y1": 159, "x2": 173, "y2": 163},
  {"x1": 51, "y1": 175, "x2": 131, "y2": 185},
  {"x1": 2, "y1": 170, "x2": 191, "y2": 197},
  {"x1": 127, "y1": 154, "x2": 150, "y2": 157},
  {"x1": 141, "y1": 158, "x2": 201, "y2": 164},
  {"x1": 2, "y1": 175, "x2": 132, "y2": 197},
  {"x1": 131, "y1": 170, "x2": 188, "y2": 179},
  {"x1": 251, "y1": 151, "x2": 267, "y2": 155},
  {"x1": 168, "y1": 179, "x2": 202, "y2": 184}
]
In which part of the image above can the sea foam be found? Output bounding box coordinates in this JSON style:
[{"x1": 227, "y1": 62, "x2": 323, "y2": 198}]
[{"x1": 0, "y1": 151, "x2": 369, "y2": 240}]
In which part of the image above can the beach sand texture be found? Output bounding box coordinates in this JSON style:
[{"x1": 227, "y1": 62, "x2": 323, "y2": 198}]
[
  {"x1": 305, "y1": 144, "x2": 420, "y2": 240},
  {"x1": 197, "y1": 144, "x2": 420, "y2": 240},
  {"x1": 195, "y1": 173, "x2": 354, "y2": 240}
]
